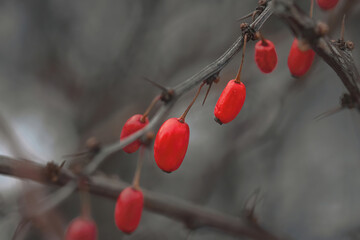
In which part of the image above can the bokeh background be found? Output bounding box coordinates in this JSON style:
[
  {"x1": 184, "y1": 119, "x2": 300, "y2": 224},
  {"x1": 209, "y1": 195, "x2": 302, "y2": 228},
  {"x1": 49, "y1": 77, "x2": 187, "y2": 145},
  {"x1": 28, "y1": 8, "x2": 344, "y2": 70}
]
[{"x1": 0, "y1": 0, "x2": 360, "y2": 239}]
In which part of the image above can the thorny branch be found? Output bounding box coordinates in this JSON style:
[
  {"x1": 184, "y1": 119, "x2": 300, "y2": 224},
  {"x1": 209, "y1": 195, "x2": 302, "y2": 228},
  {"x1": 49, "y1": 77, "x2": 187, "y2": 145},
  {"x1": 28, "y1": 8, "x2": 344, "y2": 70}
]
[
  {"x1": 3, "y1": 0, "x2": 360, "y2": 239},
  {"x1": 33, "y1": 1, "x2": 274, "y2": 218},
  {"x1": 273, "y1": 0, "x2": 360, "y2": 111},
  {"x1": 0, "y1": 156, "x2": 283, "y2": 240}
]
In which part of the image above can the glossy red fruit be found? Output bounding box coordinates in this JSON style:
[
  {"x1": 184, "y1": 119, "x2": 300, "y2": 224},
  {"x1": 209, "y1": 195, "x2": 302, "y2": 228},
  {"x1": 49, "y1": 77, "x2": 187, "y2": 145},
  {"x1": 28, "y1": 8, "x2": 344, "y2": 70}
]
[
  {"x1": 214, "y1": 80, "x2": 246, "y2": 124},
  {"x1": 65, "y1": 217, "x2": 97, "y2": 240},
  {"x1": 287, "y1": 38, "x2": 315, "y2": 77},
  {"x1": 114, "y1": 187, "x2": 144, "y2": 234},
  {"x1": 120, "y1": 114, "x2": 149, "y2": 153},
  {"x1": 255, "y1": 39, "x2": 278, "y2": 73},
  {"x1": 317, "y1": 0, "x2": 339, "y2": 10},
  {"x1": 154, "y1": 118, "x2": 190, "y2": 173}
]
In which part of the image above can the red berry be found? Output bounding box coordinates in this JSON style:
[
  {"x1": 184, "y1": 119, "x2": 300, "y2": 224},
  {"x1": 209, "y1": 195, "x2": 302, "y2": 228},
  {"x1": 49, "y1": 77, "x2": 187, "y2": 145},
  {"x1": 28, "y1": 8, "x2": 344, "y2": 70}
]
[
  {"x1": 154, "y1": 118, "x2": 190, "y2": 173},
  {"x1": 317, "y1": 0, "x2": 339, "y2": 10},
  {"x1": 114, "y1": 187, "x2": 144, "y2": 234},
  {"x1": 287, "y1": 38, "x2": 315, "y2": 77},
  {"x1": 65, "y1": 217, "x2": 97, "y2": 240},
  {"x1": 255, "y1": 39, "x2": 278, "y2": 73},
  {"x1": 214, "y1": 80, "x2": 246, "y2": 124},
  {"x1": 120, "y1": 114, "x2": 149, "y2": 153}
]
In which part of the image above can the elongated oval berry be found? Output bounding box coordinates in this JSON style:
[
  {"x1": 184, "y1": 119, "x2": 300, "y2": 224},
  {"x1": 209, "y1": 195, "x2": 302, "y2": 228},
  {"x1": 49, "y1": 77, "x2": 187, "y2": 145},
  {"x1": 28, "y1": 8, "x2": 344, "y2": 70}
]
[
  {"x1": 317, "y1": 0, "x2": 339, "y2": 10},
  {"x1": 154, "y1": 118, "x2": 190, "y2": 173},
  {"x1": 115, "y1": 187, "x2": 144, "y2": 234},
  {"x1": 287, "y1": 38, "x2": 315, "y2": 77},
  {"x1": 120, "y1": 114, "x2": 149, "y2": 153},
  {"x1": 65, "y1": 217, "x2": 97, "y2": 240},
  {"x1": 255, "y1": 39, "x2": 278, "y2": 73},
  {"x1": 214, "y1": 80, "x2": 246, "y2": 124}
]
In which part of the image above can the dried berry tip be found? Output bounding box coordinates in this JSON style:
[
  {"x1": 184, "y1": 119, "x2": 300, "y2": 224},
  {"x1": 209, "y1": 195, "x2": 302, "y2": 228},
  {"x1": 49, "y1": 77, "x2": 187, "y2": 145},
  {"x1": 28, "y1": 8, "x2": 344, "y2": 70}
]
[{"x1": 214, "y1": 117, "x2": 223, "y2": 125}]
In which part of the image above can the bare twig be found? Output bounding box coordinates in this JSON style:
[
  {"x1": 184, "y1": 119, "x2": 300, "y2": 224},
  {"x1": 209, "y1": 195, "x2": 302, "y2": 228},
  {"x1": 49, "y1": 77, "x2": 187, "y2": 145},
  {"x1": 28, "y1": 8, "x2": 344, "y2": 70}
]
[{"x1": 0, "y1": 156, "x2": 283, "y2": 240}]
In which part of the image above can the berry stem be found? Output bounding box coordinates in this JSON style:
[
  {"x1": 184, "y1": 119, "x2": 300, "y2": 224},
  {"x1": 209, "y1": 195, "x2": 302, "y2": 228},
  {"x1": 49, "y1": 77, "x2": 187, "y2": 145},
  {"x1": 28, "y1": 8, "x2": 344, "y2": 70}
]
[
  {"x1": 140, "y1": 95, "x2": 160, "y2": 123},
  {"x1": 309, "y1": 0, "x2": 314, "y2": 18},
  {"x1": 235, "y1": 34, "x2": 248, "y2": 84},
  {"x1": 258, "y1": 32, "x2": 268, "y2": 46},
  {"x1": 132, "y1": 146, "x2": 145, "y2": 191},
  {"x1": 340, "y1": 15, "x2": 346, "y2": 42},
  {"x1": 179, "y1": 82, "x2": 206, "y2": 122},
  {"x1": 79, "y1": 183, "x2": 91, "y2": 219}
]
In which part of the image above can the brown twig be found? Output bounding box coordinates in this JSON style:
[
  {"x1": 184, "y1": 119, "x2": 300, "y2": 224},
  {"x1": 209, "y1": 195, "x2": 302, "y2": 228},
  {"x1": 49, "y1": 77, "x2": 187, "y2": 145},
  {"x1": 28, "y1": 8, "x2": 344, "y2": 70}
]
[{"x1": 0, "y1": 156, "x2": 283, "y2": 240}]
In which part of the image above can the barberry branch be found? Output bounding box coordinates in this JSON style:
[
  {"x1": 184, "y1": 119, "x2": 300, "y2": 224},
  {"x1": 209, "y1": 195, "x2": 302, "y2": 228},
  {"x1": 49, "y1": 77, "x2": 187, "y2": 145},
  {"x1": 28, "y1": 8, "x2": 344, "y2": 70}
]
[
  {"x1": 273, "y1": 0, "x2": 360, "y2": 110},
  {"x1": 35, "y1": 1, "x2": 274, "y2": 217},
  {"x1": 0, "y1": 156, "x2": 283, "y2": 240}
]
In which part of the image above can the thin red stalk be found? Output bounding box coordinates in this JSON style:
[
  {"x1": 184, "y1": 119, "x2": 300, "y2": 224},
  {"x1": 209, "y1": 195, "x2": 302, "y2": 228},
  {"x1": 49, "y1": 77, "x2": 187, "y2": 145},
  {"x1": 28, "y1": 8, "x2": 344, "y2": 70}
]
[
  {"x1": 140, "y1": 96, "x2": 161, "y2": 123},
  {"x1": 132, "y1": 147, "x2": 145, "y2": 190},
  {"x1": 235, "y1": 34, "x2": 248, "y2": 83},
  {"x1": 179, "y1": 82, "x2": 206, "y2": 122}
]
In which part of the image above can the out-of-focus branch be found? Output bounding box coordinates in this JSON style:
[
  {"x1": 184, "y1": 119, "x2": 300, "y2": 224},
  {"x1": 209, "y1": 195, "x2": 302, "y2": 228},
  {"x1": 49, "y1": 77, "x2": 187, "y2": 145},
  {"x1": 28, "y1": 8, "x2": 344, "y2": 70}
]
[
  {"x1": 273, "y1": 0, "x2": 360, "y2": 111},
  {"x1": 0, "y1": 156, "x2": 283, "y2": 240}
]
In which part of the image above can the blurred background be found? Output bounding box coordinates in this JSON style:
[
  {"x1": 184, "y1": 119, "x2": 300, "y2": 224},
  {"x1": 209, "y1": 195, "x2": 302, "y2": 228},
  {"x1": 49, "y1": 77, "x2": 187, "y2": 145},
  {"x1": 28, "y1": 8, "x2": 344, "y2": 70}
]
[{"x1": 0, "y1": 0, "x2": 360, "y2": 239}]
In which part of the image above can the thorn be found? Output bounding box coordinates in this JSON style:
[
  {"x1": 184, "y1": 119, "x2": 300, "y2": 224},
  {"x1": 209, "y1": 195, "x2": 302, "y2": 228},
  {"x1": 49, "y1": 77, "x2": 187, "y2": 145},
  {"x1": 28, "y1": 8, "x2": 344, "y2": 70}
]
[
  {"x1": 59, "y1": 161, "x2": 66, "y2": 168},
  {"x1": 243, "y1": 188, "x2": 262, "y2": 223},
  {"x1": 314, "y1": 106, "x2": 343, "y2": 121},
  {"x1": 236, "y1": 11, "x2": 255, "y2": 22},
  {"x1": 142, "y1": 77, "x2": 168, "y2": 92},
  {"x1": 202, "y1": 82, "x2": 213, "y2": 106},
  {"x1": 252, "y1": 10, "x2": 260, "y2": 22},
  {"x1": 244, "y1": 188, "x2": 261, "y2": 214},
  {"x1": 62, "y1": 151, "x2": 89, "y2": 158},
  {"x1": 340, "y1": 15, "x2": 346, "y2": 42}
]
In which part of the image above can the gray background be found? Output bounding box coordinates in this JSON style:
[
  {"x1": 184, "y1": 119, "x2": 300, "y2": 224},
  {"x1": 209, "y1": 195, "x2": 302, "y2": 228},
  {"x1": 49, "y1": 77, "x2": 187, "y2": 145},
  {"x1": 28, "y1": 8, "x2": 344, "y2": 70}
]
[{"x1": 0, "y1": 0, "x2": 360, "y2": 239}]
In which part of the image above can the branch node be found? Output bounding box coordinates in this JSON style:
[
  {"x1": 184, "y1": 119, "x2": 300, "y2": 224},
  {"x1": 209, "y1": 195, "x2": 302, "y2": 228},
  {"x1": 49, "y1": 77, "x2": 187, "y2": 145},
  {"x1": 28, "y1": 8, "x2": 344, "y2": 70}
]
[
  {"x1": 45, "y1": 162, "x2": 62, "y2": 183},
  {"x1": 140, "y1": 131, "x2": 156, "y2": 146},
  {"x1": 85, "y1": 137, "x2": 101, "y2": 155},
  {"x1": 240, "y1": 23, "x2": 257, "y2": 41},
  {"x1": 341, "y1": 93, "x2": 357, "y2": 109},
  {"x1": 332, "y1": 39, "x2": 354, "y2": 51},
  {"x1": 160, "y1": 89, "x2": 174, "y2": 103},
  {"x1": 204, "y1": 73, "x2": 220, "y2": 85}
]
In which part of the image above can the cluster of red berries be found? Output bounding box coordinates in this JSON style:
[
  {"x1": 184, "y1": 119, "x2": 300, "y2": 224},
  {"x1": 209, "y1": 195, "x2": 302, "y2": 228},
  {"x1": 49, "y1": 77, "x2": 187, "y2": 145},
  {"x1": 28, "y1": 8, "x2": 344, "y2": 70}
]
[
  {"x1": 287, "y1": 0, "x2": 339, "y2": 77},
  {"x1": 65, "y1": 1, "x2": 340, "y2": 238}
]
